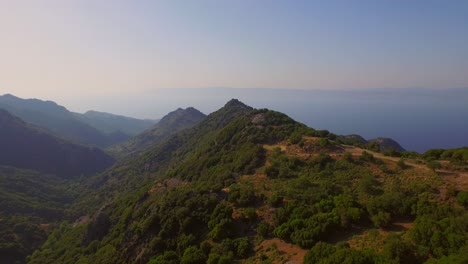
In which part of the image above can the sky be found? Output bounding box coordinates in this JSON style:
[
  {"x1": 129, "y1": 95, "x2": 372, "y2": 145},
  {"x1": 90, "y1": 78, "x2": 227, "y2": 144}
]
[{"x1": 1, "y1": 0, "x2": 468, "y2": 100}]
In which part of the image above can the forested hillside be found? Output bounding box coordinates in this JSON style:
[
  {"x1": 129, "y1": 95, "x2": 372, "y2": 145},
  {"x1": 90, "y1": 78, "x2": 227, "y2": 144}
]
[
  {"x1": 0, "y1": 167, "x2": 77, "y2": 263},
  {"x1": 27, "y1": 100, "x2": 468, "y2": 264}
]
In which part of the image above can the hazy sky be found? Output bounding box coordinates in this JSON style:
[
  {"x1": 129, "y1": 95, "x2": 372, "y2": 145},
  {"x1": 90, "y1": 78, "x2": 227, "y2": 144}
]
[{"x1": 1, "y1": 0, "x2": 468, "y2": 99}]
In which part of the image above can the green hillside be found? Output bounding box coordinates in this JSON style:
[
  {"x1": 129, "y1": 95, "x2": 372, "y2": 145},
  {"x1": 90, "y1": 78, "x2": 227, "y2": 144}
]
[{"x1": 27, "y1": 100, "x2": 468, "y2": 264}]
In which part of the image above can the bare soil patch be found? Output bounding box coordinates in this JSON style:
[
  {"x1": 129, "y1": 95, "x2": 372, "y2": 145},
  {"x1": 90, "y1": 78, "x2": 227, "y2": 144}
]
[{"x1": 254, "y1": 238, "x2": 307, "y2": 264}]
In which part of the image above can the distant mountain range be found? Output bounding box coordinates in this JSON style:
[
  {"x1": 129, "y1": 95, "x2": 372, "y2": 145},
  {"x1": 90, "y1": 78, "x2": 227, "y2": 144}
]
[
  {"x1": 0, "y1": 109, "x2": 114, "y2": 177},
  {"x1": 0, "y1": 94, "x2": 156, "y2": 147},
  {"x1": 108, "y1": 107, "x2": 206, "y2": 158},
  {"x1": 74, "y1": 110, "x2": 157, "y2": 136}
]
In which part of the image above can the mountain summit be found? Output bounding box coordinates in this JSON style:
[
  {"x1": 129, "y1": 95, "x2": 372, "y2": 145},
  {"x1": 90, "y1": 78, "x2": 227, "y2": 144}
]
[
  {"x1": 224, "y1": 98, "x2": 249, "y2": 107},
  {"x1": 109, "y1": 107, "x2": 206, "y2": 158}
]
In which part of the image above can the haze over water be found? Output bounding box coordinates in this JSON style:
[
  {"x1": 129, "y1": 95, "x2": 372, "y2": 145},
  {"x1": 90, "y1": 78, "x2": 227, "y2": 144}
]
[{"x1": 51, "y1": 88, "x2": 468, "y2": 153}]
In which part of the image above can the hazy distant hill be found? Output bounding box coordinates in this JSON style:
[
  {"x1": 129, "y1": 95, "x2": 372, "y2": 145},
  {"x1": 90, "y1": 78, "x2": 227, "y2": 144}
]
[
  {"x1": 74, "y1": 110, "x2": 157, "y2": 136},
  {"x1": 0, "y1": 109, "x2": 114, "y2": 177},
  {"x1": 0, "y1": 94, "x2": 154, "y2": 147},
  {"x1": 342, "y1": 134, "x2": 368, "y2": 144},
  {"x1": 109, "y1": 107, "x2": 206, "y2": 158},
  {"x1": 342, "y1": 134, "x2": 405, "y2": 152}
]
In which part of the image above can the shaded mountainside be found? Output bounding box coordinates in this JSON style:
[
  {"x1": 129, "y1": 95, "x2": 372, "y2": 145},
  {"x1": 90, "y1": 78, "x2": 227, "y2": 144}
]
[
  {"x1": 0, "y1": 166, "x2": 77, "y2": 264},
  {"x1": 108, "y1": 107, "x2": 206, "y2": 158},
  {"x1": 0, "y1": 109, "x2": 114, "y2": 178},
  {"x1": 0, "y1": 94, "x2": 153, "y2": 147},
  {"x1": 74, "y1": 110, "x2": 157, "y2": 136},
  {"x1": 22, "y1": 100, "x2": 468, "y2": 264}
]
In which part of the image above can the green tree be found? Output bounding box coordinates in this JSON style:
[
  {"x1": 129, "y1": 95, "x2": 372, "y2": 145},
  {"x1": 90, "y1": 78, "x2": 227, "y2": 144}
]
[
  {"x1": 456, "y1": 191, "x2": 468, "y2": 206},
  {"x1": 371, "y1": 211, "x2": 391, "y2": 228},
  {"x1": 181, "y1": 246, "x2": 206, "y2": 264}
]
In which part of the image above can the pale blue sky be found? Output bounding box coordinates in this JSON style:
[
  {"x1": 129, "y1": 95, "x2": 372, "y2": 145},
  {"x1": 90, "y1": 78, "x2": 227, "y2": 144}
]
[{"x1": 1, "y1": 0, "x2": 467, "y2": 99}]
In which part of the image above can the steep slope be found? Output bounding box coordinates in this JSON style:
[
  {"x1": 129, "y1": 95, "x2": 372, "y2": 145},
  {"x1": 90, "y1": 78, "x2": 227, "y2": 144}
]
[
  {"x1": 74, "y1": 110, "x2": 157, "y2": 136},
  {"x1": 0, "y1": 109, "x2": 114, "y2": 177},
  {"x1": 0, "y1": 94, "x2": 146, "y2": 147},
  {"x1": 108, "y1": 107, "x2": 205, "y2": 158},
  {"x1": 28, "y1": 100, "x2": 468, "y2": 264}
]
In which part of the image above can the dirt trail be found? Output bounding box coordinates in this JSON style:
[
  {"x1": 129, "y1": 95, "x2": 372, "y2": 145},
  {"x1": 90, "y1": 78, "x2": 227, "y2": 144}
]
[{"x1": 342, "y1": 145, "x2": 425, "y2": 169}]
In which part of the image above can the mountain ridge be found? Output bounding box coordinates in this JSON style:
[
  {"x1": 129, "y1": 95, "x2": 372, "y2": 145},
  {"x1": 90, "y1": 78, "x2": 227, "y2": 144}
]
[
  {"x1": 108, "y1": 107, "x2": 206, "y2": 158},
  {"x1": 75, "y1": 99, "x2": 254, "y2": 211}
]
